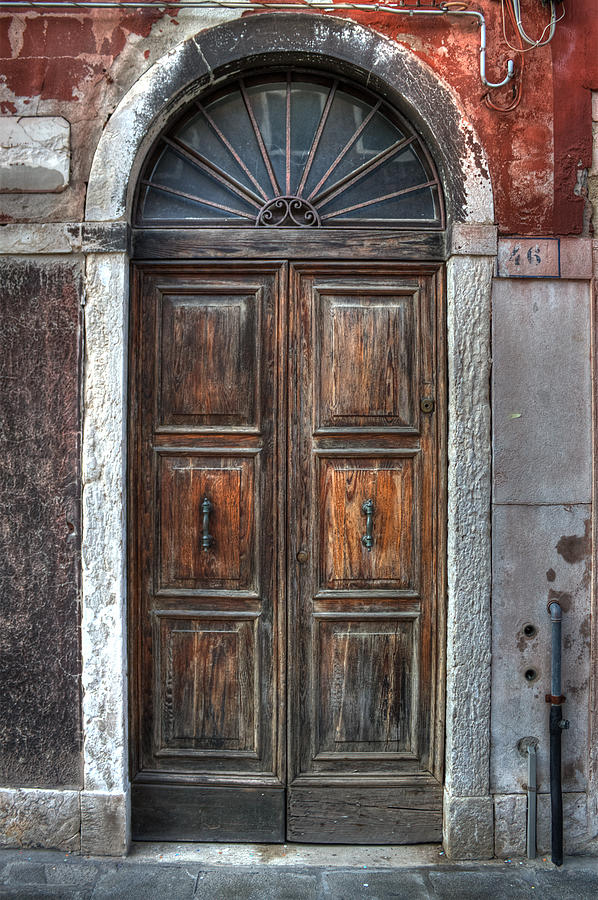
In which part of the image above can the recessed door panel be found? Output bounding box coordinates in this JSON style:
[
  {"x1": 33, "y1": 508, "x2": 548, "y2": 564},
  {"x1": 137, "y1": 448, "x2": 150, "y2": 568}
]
[
  {"x1": 316, "y1": 290, "x2": 419, "y2": 431},
  {"x1": 158, "y1": 453, "x2": 255, "y2": 591},
  {"x1": 318, "y1": 455, "x2": 418, "y2": 590},
  {"x1": 158, "y1": 290, "x2": 259, "y2": 429},
  {"x1": 316, "y1": 617, "x2": 416, "y2": 757},
  {"x1": 155, "y1": 614, "x2": 257, "y2": 755}
]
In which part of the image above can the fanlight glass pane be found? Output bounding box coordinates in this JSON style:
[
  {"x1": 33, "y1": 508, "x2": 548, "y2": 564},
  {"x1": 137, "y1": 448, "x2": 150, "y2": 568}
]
[
  {"x1": 138, "y1": 72, "x2": 443, "y2": 228},
  {"x1": 289, "y1": 81, "x2": 330, "y2": 194}
]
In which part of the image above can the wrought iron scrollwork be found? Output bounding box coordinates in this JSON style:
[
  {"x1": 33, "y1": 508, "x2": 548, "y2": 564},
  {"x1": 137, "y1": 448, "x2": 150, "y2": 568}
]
[{"x1": 256, "y1": 196, "x2": 321, "y2": 227}]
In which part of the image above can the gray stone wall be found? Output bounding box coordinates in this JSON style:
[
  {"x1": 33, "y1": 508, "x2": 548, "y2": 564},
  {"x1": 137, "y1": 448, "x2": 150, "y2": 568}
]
[
  {"x1": 491, "y1": 276, "x2": 593, "y2": 855},
  {"x1": 0, "y1": 258, "x2": 82, "y2": 789}
]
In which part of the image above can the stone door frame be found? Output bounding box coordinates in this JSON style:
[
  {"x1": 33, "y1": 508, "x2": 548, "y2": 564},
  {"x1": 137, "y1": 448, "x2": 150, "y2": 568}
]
[{"x1": 80, "y1": 13, "x2": 497, "y2": 857}]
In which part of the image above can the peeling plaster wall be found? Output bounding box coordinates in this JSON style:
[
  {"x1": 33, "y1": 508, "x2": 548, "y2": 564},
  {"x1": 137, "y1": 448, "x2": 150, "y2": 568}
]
[{"x1": 0, "y1": 1, "x2": 596, "y2": 232}]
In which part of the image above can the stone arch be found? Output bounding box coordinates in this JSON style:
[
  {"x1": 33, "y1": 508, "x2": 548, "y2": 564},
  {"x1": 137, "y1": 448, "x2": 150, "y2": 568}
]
[
  {"x1": 86, "y1": 13, "x2": 493, "y2": 225},
  {"x1": 81, "y1": 12, "x2": 496, "y2": 858}
]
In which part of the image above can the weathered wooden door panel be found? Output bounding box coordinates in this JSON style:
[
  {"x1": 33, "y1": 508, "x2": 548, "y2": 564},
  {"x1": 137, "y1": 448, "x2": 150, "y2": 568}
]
[
  {"x1": 130, "y1": 263, "x2": 285, "y2": 841},
  {"x1": 287, "y1": 263, "x2": 443, "y2": 843},
  {"x1": 130, "y1": 260, "x2": 444, "y2": 844},
  {"x1": 158, "y1": 453, "x2": 256, "y2": 590},
  {"x1": 288, "y1": 783, "x2": 443, "y2": 844},
  {"x1": 315, "y1": 290, "x2": 419, "y2": 432},
  {"x1": 319, "y1": 455, "x2": 419, "y2": 590},
  {"x1": 157, "y1": 290, "x2": 260, "y2": 430}
]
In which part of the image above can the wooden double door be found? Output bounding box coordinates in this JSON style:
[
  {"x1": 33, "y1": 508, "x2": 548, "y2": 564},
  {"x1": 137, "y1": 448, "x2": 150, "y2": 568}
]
[{"x1": 129, "y1": 259, "x2": 445, "y2": 843}]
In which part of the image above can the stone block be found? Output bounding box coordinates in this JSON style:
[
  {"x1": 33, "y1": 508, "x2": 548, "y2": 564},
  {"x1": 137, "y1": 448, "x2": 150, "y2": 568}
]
[
  {"x1": 593, "y1": 91, "x2": 598, "y2": 122},
  {"x1": 0, "y1": 223, "x2": 80, "y2": 254},
  {"x1": 0, "y1": 117, "x2": 70, "y2": 193},
  {"x1": 0, "y1": 223, "x2": 128, "y2": 255},
  {"x1": 497, "y1": 238, "x2": 560, "y2": 278},
  {"x1": 81, "y1": 223, "x2": 128, "y2": 253},
  {"x1": 494, "y1": 794, "x2": 527, "y2": 857},
  {"x1": 450, "y1": 223, "x2": 497, "y2": 256},
  {"x1": 445, "y1": 255, "x2": 493, "y2": 798},
  {"x1": 82, "y1": 254, "x2": 129, "y2": 796},
  {"x1": 80, "y1": 792, "x2": 128, "y2": 857},
  {"x1": 536, "y1": 792, "x2": 588, "y2": 854},
  {"x1": 559, "y1": 237, "x2": 593, "y2": 279},
  {"x1": 443, "y1": 793, "x2": 494, "y2": 859},
  {"x1": 491, "y1": 504, "x2": 590, "y2": 795},
  {"x1": 492, "y1": 278, "x2": 592, "y2": 504},
  {"x1": 0, "y1": 789, "x2": 79, "y2": 852}
]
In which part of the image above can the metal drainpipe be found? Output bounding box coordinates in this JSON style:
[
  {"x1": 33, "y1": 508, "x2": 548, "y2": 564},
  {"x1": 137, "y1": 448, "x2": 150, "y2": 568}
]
[
  {"x1": 547, "y1": 600, "x2": 569, "y2": 867},
  {"x1": 526, "y1": 742, "x2": 537, "y2": 859},
  {"x1": 517, "y1": 737, "x2": 538, "y2": 858}
]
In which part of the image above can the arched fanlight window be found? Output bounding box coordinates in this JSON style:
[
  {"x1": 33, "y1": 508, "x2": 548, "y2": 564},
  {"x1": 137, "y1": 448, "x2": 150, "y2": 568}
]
[{"x1": 137, "y1": 71, "x2": 444, "y2": 228}]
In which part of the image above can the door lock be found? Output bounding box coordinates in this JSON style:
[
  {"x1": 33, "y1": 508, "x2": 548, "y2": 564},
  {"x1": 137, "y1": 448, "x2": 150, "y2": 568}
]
[
  {"x1": 296, "y1": 550, "x2": 309, "y2": 564},
  {"x1": 420, "y1": 397, "x2": 435, "y2": 414}
]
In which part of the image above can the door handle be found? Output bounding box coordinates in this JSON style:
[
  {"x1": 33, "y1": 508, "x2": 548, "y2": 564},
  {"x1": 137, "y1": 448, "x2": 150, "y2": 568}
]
[
  {"x1": 201, "y1": 497, "x2": 213, "y2": 551},
  {"x1": 361, "y1": 499, "x2": 375, "y2": 551}
]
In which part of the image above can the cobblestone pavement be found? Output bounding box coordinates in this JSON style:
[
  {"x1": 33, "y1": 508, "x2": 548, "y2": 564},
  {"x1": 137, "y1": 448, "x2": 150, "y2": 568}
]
[{"x1": 1, "y1": 848, "x2": 598, "y2": 899}]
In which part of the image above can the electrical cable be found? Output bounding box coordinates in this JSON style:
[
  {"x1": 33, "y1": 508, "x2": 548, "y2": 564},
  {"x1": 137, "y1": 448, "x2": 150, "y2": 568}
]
[
  {"x1": 485, "y1": 0, "x2": 524, "y2": 112},
  {"x1": 502, "y1": 0, "x2": 565, "y2": 53},
  {"x1": 484, "y1": 0, "x2": 565, "y2": 113}
]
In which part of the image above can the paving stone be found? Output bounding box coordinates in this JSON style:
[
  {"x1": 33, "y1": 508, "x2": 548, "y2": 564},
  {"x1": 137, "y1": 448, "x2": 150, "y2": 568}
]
[
  {"x1": 45, "y1": 862, "x2": 101, "y2": 885},
  {"x1": 428, "y1": 868, "x2": 539, "y2": 899},
  {"x1": 1, "y1": 850, "x2": 598, "y2": 900},
  {"x1": 323, "y1": 868, "x2": 430, "y2": 899},
  {"x1": 0, "y1": 858, "x2": 100, "y2": 895},
  {"x1": 91, "y1": 864, "x2": 198, "y2": 900},
  {"x1": 1, "y1": 861, "x2": 49, "y2": 883},
  {"x1": 518, "y1": 863, "x2": 598, "y2": 899},
  {"x1": 0, "y1": 888, "x2": 91, "y2": 899},
  {"x1": 193, "y1": 868, "x2": 318, "y2": 899}
]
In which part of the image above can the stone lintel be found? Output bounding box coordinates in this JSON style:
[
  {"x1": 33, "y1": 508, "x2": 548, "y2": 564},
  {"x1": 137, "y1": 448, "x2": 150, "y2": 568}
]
[{"x1": 0, "y1": 223, "x2": 128, "y2": 255}]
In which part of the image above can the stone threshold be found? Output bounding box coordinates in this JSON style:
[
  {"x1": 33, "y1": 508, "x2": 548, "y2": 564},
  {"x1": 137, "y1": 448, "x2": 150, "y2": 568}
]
[{"x1": 128, "y1": 841, "x2": 444, "y2": 868}]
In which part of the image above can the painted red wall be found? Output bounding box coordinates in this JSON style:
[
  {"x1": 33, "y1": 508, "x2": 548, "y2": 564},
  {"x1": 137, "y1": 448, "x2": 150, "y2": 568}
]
[
  {"x1": 0, "y1": 1, "x2": 595, "y2": 233},
  {"x1": 550, "y1": 0, "x2": 598, "y2": 234}
]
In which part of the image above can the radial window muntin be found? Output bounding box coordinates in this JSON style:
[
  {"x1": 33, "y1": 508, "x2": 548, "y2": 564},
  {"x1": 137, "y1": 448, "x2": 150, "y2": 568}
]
[{"x1": 137, "y1": 70, "x2": 445, "y2": 229}]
